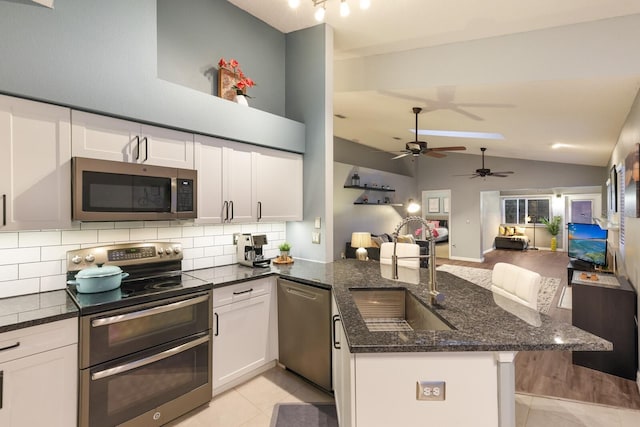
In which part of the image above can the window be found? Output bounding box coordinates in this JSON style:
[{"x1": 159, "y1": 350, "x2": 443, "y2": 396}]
[{"x1": 502, "y1": 197, "x2": 550, "y2": 224}]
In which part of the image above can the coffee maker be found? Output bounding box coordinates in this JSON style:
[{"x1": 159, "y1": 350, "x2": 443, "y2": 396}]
[{"x1": 237, "y1": 233, "x2": 271, "y2": 268}]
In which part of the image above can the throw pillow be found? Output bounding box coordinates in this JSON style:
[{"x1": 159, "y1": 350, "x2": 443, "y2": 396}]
[
  {"x1": 515, "y1": 226, "x2": 526, "y2": 236},
  {"x1": 505, "y1": 226, "x2": 516, "y2": 236},
  {"x1": 499, "y1": 225, "x2": 506, "y2": 236},
  {"x1": 371, "y1": 235, "x2": 383, "y2": 248}
]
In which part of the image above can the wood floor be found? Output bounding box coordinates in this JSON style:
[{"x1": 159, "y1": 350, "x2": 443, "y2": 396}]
[{"x1": 436, "y1": 249, "x2": 640, "y2": 410}]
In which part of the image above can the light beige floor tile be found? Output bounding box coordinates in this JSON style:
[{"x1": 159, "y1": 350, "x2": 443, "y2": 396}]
[
  {"x1": 515, "y1": 393, "x2": 533, "y2": 427},
  {"x1": 526, "y1": 396, "x2": 620, "y2": 427},
  {"x1": 618, "y1": 408, "x2": 640, "y2": 427},
  {"x1": 239, "y1": 412, "x2": 273, "y2": 427},
  {"x1": 175, "y1": 389, "x2": 261, "y2": 427},
  {"x1": 235, "y1": 374, "x2": 292, "y2": 414}
]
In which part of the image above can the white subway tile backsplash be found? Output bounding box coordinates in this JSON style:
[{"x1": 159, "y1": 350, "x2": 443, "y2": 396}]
[
  {"x1": 0, "y1": 278, "x2": 40, "y2": 298},
  {"x1": 98, "y1": 229, "x2": 131, "y2": 243},
  {"x1": 40, "y1": 274, "x2": 66, "y2": 292},
  {"x1": 0, "y1": 265, "x2": 19, "y2": 281},
  {"x1": 80, "y1": 221, "x2": 116, "y2": 230},
  {"x1": 0, "y1": 221, "x2": 285, "y2": 297},
  {"x1": 0, "y1": 233, "x2": 18, "y2": 249},
  {"x1": 62, "y1": 230, "x2": 99, "y2": 245},
  {"x1": 193, "y1": 236, "x2": 214, "y2": 248},
  {"x1": 203, "y1": 225, "x2": 224, "y2": 236},
  {"x1": 193, "y1": 257, "x2": 214, "y2": 270},
  {"x1": 182, "y1": 226, "x2": 204, "y2": 237},
  {"x1": 130, "y1": 228, "x2": 158, "y2": 241},
  {"x1": 41, "y1": 244, "x2": 80, "y2": 262},
  {"x1": 0, "y1": 247, "x2": 40, "y2": 266},
  {"x1": 19, "y1": 231, "x2": 61, "y2": 247},
  {"x1": 19, "y1": 260, "x2": 63, "y2": 279},
  {"x1": 158, "y1": 227, "x2": 182, "y2": 239}
]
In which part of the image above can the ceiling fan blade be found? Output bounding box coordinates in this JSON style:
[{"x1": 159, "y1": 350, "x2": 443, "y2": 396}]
[
  {"x1": 428, "y1": 146, "x2": 467, "y2": 152},
  {"x1": 392, "y1": 152, "x2": 410, "y2": 160},
  {"x1": 489, "y1": 171, "x2": 514, "y2": 175},
  {"x1": 449, "y1": 106, "x2": 484, "y2": 121},
  {"x1": 424, "y1": 151, "x2": 446, "y2": 158}
]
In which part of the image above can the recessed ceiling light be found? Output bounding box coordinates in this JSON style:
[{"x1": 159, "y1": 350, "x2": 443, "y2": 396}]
[{"x1": 413, "y1": 129, "x2": 504, "y2": 140}]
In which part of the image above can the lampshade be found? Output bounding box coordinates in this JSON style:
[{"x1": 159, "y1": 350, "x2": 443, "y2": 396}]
[
  {"x1": 351, "y1": 232, "x2": 372, "y2": 248},
  {"x1": 351, "y1": 232, "x2": 372, "y2": 261}
]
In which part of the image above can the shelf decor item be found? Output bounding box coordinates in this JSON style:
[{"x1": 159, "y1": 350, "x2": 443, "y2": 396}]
[
  {"x1": 217, "y1": 58, "x2": 256, "y2": 105},
  {"x1": 351, "y1": 169, "x2": 360, "y2": 186}
]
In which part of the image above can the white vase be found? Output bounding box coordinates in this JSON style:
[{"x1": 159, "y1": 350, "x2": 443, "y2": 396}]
[{"x1": 234, "y1": 94, "x2": 249, "y2": 106}]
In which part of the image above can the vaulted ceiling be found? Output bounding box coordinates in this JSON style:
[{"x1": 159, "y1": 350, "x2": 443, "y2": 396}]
[{"x1": 229, "y1": 0, "x2": 640, "y2": 166}]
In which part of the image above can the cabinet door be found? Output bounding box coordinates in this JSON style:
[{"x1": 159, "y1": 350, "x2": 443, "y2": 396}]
[
  {"x1": 194, "y1": 136, "x2": 225, "y2": 223},
  {"x1": 0, "y1": 95, "x2": 72, "y2": 231},
  {"x1": 140, "y1": 124, "x2": 194, "y2": 169},
  {"x1": 255, "y1": 150, "x2": 303, "y2": 221},
  {"x1": 224, "y1": 145, "x2": 256, "y2": 223},
  {"x1": 212, "y1": 293, "x2": 271, "y2": 392},
  {"x1": 0, "y1": 344, "x2": 77, "y2": 427},
  {"x1": 332, "y1": 295, "x2": 355, "y2": 427},
  {"x1": 71, "y1": 110, "x2": 139, "y2": 162}
]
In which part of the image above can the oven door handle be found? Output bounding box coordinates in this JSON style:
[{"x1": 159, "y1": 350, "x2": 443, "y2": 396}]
[
  {"x1": 91, "y1": 294, "x2": 209, "y2": 327},
  {"x1": 91, "y1": 334, "x2": 209, "y2": 381}
]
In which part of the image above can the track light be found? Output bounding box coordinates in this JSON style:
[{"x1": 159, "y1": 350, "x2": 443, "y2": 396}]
[
  {"x1": 295, "y1": 1, "x2": 370, "y2": 21},
  {"x1": 314, "y1": 5, "x2": 326, "y2": 21},
  {"x1": 340, "y1": 0, "x2": 350, "y2": 17}
]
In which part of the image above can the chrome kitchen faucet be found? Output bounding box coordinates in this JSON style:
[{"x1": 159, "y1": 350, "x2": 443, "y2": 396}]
[{"x1": 392, "y1": 216, "x2": 444, "y2": 305}]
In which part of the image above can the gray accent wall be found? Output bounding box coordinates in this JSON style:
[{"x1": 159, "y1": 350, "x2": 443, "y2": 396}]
[
  {"x1": 285, "y1": 25, "x2": 333, "y2": 262},
  {"x1": 334, "y1": 137, "x2": 415, "y2": 177},
  {"x1": 416, "y1": 152, "x2": 606, "y2": 260},
  {"x1": 0, "y1": 0, "x2": 304, "y2": 152}
]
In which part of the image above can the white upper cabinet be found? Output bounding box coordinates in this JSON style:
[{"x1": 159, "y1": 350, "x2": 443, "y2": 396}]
[
  {"x1": 254, "y1": 148, "x2": 303, "y2": 222},
  {"x1": 0, "y1": 95, "x2": 72, "y2": 231},
  {"x1": 195, "y1": 135, "x2": 255, "y2": 224},
  {"x1": 71, "y1": 110, "x2": 194, "y2": 169}
]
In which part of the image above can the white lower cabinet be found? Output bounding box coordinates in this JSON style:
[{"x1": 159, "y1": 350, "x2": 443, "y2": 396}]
[
  {"x1": 212, "y1": 277, "x2": 278, "y2": 395},
  {"x1": 0, "y1": 318, "x2": 78, "y2": 427},
  {"x1": 332, "y1": 294, "x2": 355, "y2": 427}
]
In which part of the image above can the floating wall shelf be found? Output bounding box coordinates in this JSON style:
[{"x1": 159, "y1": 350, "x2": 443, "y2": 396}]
[
  {"x1": 353, "y1": 202, "x2": 403, "y2": 207},
  {"x1": 343, "y1": 185, "x2": 395, "y2": 192}
]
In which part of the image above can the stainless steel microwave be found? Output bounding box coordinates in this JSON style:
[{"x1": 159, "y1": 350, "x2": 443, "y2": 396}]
[{"x1": 72, "y1": 157, "x2": 197, "y2": 221}]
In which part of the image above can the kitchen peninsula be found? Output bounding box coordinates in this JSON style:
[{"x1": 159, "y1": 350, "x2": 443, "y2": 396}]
[{"x1": 187, "y1": 259, "x2": 611, "y2": 427}]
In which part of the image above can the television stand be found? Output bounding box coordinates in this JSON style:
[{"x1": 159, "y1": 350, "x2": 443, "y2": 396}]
[{"x1": 567, "y1": 260, "x2": 596, "y2": 285}]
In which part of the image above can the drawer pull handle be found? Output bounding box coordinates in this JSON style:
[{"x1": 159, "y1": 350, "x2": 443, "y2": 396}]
[
  {"x1": 0, "y1": 341, "x2": 20, "y2": 352},
  {"x1": 214, "y1": 312, "x2": 219, "y2": 336},
  {"x1": 233, "y1": 288, "x2": 253, "y2": 295},
  {"x1": 134, "y1": 135, "x2": 140, "y2": 160}
]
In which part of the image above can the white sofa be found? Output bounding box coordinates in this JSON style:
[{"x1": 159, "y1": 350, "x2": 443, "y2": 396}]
[{"x1": 491, "y1": 262, "x2": 542, "y2": 310}]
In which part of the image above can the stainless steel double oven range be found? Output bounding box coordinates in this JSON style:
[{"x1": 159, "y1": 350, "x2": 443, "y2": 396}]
[{"x1": 66, "y1": 242, "x2": 212, "y2": 427}]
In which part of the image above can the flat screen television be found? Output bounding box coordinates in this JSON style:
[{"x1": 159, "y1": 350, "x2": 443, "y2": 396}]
[{"x1": 567, "y1": 222, "x2": 608, "y2": 267}]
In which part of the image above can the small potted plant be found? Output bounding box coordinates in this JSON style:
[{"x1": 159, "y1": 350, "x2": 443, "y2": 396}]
[
  {"x1": 278, "y1": 242, "x2": 291, "y2": 260},
  {"x1": 541, "y1": 216, "x2": 562, "y2": 251}
]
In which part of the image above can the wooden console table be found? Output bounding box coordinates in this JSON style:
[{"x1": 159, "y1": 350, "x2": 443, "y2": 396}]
[{"x1": 571, "y1": 271, "x2": 638, "y2": 380}]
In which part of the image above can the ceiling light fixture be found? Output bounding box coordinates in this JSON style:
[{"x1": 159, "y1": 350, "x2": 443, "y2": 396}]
[{"x1": 299, "y1": 0, "x2": 371, "y2": 22}]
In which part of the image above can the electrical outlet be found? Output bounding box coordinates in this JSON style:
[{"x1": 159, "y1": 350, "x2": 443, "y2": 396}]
[
  {"x1": 312, "y1": 232, "x2": 321, "y2": 244},
  {"x1": 233, "y1": 233, "x2": 241, "y2": 245},
  {"x1": 416, "y1": 381, "x2": 446, "y2": 401}
]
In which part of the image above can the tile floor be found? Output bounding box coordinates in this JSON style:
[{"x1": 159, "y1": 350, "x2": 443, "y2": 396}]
[{"x1": 170, "y1": 367, "x2": 640, "y2": 427}]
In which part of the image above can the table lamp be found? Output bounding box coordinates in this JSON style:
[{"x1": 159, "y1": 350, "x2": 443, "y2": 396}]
[{"x1": 351, "y1": 232, "x2": 372, "y2": 261}]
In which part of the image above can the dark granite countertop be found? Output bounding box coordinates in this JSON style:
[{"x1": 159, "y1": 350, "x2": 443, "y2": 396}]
[
  {"x1": 0, "y1": 290, "x2": 78, "y2": 334},
  {"x1": 186, "y1": 259, "x2": 612, "y2": 354}
]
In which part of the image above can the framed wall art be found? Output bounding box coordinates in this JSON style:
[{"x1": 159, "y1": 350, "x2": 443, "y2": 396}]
[
  {"x1": 428, "y1": 197, "x2": 440, "y2": 213},
  {"x1": 624, "y1": 143, "x2": 640, "y2": 218}
]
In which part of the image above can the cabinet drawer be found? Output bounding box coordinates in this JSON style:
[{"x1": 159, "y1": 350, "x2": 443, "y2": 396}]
[
  {"x1": 213, "y1": 277, "x2": 273, "y2": 308},
  {"x1": 0, "y1": 318, "x2": 77, "y2": 364}
]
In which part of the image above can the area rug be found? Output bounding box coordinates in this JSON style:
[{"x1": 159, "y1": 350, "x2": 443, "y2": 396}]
[
  {"x1": 436, "y1": 264, "x2": 560, "y2": 314},
  {"x1": 557, "y1": 285, "x2": 572, "y2": 310},
  {"x1": 270, "y1": 403, "x2": 338, "y2": 427}
]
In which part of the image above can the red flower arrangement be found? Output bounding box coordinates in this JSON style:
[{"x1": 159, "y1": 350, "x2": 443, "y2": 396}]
[{"x1": 218, "y1": 58, "x2": 256, "y2": 96}]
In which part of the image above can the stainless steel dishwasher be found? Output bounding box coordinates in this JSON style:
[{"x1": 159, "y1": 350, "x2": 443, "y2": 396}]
[{"x1": 277, "y1": 278, "x2": 332, "y2": 392}]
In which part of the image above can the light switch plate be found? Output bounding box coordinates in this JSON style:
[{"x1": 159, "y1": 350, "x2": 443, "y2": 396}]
[
  {"x1": 312, "y1": 232, "x2": 321, "y2": 244},
  {"x1": 416, "y1": 381, "x2": 446, "y2": 401},
  {"x1": 314, "y1": 217, "x2": 321, "y2": 229}
]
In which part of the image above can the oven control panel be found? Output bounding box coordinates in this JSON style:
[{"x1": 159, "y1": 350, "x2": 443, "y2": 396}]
[{"x1": 66, "y1": 242, "x2": 183, "y2": 271}]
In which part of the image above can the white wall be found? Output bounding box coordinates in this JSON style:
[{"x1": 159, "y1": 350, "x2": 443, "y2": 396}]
[
  {"x1": 481, "y1": 191, "x2": 501, "y2": 255},
  {"x1": 0, "y1": 221, "x2": 286, "y2": 299}
]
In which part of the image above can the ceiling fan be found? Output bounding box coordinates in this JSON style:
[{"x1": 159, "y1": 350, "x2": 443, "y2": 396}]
[
  {"x1": 391, "y1": 107, "x2": 466, "y2": 160},
  {"x1": 458, "y1": 147, "x2": 515, "y2": 178}
]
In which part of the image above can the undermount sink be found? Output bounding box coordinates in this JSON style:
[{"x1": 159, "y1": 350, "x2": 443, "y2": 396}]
[{"x1": 349, "y1": 288, "x2": 454, "y2": 332}]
